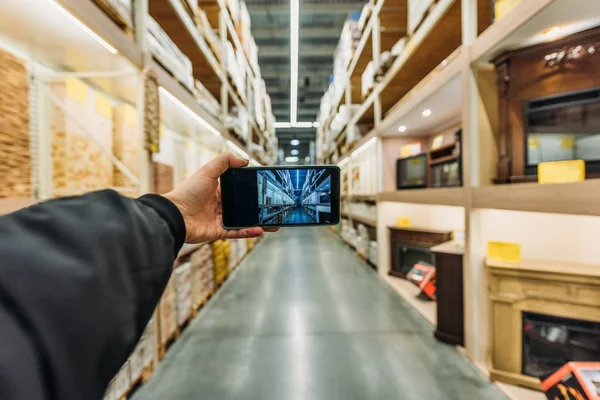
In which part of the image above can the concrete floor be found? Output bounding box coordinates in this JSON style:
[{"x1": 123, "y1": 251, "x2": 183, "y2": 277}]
[
  {"x1": 283, "y1": 208, "x2": 316, "y2": 224},
  {"x1": 133, "y1": 228, "x2": 507, "y2": 400}
]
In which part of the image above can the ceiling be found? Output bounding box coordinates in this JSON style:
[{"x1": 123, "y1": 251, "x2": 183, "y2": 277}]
[{"x1": 246, "y1": 0, "x2": 366, "y2": 161}]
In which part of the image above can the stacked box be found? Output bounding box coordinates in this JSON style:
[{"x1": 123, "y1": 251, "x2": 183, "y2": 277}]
[
  {"x1": 191, "y1": 245, "x2": 214, "y2": 306},
  {"x1": 0, "y1": 48, "x2": 31, "y2": 199},
  {"x1": 369, "y1": 241, "x2": 378, "y2": 265},
  {"x1": 356, "y1": 224, "x2": 370, "y2": 257},
  {"x1": 148, "y1": 17, "x2": 194, "y2": 91},
  {"x1": 196, "y1": 9, "x2": 222, "y2": 62},
  {"x1": 112, "y1": 103, "x2": 139, "y2": 190},
  {"x1": 193, "y1": 79, "x2": 221, "y2": 118},
  {"x1": 153, "y1": 125, "x2": 175, "y2": 194},
  {"x1": 361, "y1": 61, "x2": 376, "y2": 99},
  {"x1": 92, "y1": 0, "x2": 133, "y2": 32},
  {"x1": 212, "y1": 240, "x2": 231, "y2": 286},
  {"x1": 237, "y1": 2, "x2": 252, "y2": 56},
  {"x1": 159, "y1": 275, "x2": 177, "y2": 343},
  {"x1": 51, "y1": 78, "x2": 114, "y2": 196},
  {"x1": 129, "y1": 316, "x2": 155, "y2": 383},
  {"x1": 174, "y1": 262, "x2": 192, "y2": 326}
]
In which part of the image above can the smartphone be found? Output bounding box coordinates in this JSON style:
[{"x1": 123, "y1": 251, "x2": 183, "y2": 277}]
[{"x1": 221, "y1": 165, "x2": 340, "y2": 228}]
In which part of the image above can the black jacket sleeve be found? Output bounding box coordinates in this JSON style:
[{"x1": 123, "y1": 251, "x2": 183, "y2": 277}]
[{"x1": 0, "y1": 189, "x2": 186, "y2": 400}]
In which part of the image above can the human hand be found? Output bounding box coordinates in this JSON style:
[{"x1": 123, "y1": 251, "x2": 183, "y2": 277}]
[{"x1": 164, "y1": 152, "x2": 278, "y2": 244}]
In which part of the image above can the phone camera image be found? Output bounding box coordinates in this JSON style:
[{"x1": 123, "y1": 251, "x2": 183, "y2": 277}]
[{"x1": 257, "y1": 169, "x2": 333, "y2": 225}]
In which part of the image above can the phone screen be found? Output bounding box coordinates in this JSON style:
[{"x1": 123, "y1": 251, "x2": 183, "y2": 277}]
[{"x1": 221, "y1": 166, "x2": 340, "y2": 228}]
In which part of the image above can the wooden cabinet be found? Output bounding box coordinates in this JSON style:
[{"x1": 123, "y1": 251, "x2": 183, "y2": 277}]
[{"x1": 432, "y1": 242, "x2": 464, "y2": 346}]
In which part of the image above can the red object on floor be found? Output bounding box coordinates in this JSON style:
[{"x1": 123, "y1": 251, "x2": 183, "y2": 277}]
[{"x1": 542, "y1": 362, "x2": 600, "y2": 400}]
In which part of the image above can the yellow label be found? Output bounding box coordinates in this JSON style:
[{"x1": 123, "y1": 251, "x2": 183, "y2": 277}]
[
  {"x1": 560, "y1": 136, "x2": 575, "y2": 149},
  {"x1": 538, "y1": 160, "x2": 585, "y2": 184},
  {"x1": 431, "y1": 134, "x2": 444, "y2": 150},
  {"x1": 494, "y1": 0, "x2": 523, "y2": 20},
  {"x1": 400, "y1": 142, "x2": 421, "y2": 158},
  {"x1": 396, "y1": 217, "x2": 412, "y2": 228},
  {"x1": 66, "y1": 77, "x2": 88, "y2": 105},
  {"x1": 95, "y1": 93, "x2": 113, "y2": 119},
  {"x1": 411, "y1": 158, "x2": 423, "y2": 166},
  {"x1": 123, "y1": 104, "x2": 137, "y2": 126},
  {"x1": 528, "y1": 136, "x2": 540, "y2": 149},
  {"x1": 487, "y1": 241, "x2": 521, "y2": 263}
]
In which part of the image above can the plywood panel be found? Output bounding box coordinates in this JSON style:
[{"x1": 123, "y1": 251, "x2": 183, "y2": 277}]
[
  {"x1": 51, "y1": 79, "x2": 114, "y2": 196},
  {"x1": 0, "y1": 48, "x2": 31, "y2": 198},
  {"x1": 113, "y1": 103, "x2": 140, "y2": 187}
]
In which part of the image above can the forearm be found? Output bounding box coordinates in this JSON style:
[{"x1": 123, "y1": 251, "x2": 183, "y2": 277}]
[{"x1": 0, "y1": 190, "x2": 185, "y2": 399}]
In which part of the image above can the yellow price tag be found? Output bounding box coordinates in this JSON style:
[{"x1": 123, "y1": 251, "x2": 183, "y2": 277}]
[
  {"x1": 411, "y1": 158, "x2": 422, "y2": 166},
  {"x1": 487, "y1": 241, "x2": 521, "y2": 263},
  {"x1": 396, "y1": 217, "x2": 412, "y2": 228},
  {"x1": 538, "y1": 160, "x2": 585, "y2": 184},
  {"x1": 494, "y1": 0, "x2": 522, "y2": 20},
  {"x1": 66, "y1": 77, "x2": 88, "y2": 105},
  {"x1": 528, "y1": 136, "x2": 540, "y2": 149},
  {"x1": 95, "y1": 93, "x2": 113, "y2": 119},
  {"x1": 560, "y1": 136, "x2": 575, "y2": 149}
]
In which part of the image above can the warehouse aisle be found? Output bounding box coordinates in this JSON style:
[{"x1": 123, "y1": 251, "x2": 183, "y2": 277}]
[
  {"x1": 133, "y1": 228, "x2": 507, "y2": 400},
  {"x1": 283, "y1": 208, "x2": 316, "y2": 224}
]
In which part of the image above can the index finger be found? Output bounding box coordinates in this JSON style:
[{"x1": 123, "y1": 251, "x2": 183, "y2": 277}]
[{"x1": 202, "y1": 152, "x2": 249, "y2": 179}]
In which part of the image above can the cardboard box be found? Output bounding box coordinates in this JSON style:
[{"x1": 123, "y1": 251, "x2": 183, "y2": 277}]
[{"x1": 542, "y1": 362, "x2": 600, "y2": 400}]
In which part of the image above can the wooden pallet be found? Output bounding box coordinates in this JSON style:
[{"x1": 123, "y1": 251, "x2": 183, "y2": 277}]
[
  {"x1": 158, "y1": 328, "x2": 180, "y2": 361},
  {"x1": 91, "y1": 0, "x2": 134, "y2": 39},
  {"x1": 192, "y1": 289, "x2": 214, "y2": 316},
  {"x1": 118, "y1": 363, "x2": 153, "y2": 400}
]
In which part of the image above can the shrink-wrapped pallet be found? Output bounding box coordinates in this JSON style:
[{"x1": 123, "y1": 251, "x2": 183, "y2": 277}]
[
  {"x1": 50, "y1": 78, "x2": 113, "y2": 196},
  {"x1": 0, "y1": 48, "x2": 31, "y2": 198},
  {"x1": 191, "y1": 245, "x2": 214, "y2": 305},
  {"x1": 112, "y1": 103, "x2": 139, "y2": 194},
  {"x1": 174, "y1": 262, "x2": 193, "y2": 326},
  {"x1": 159, "y1": 275, "x2": 177, "y2": 344}
]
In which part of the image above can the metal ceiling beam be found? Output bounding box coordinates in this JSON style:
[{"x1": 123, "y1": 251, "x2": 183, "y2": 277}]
[
  {"x1": 252, "y1": 27, "x2": 342, "y2": 39},
  {"x1": 247, "y1": 3, "x2": 366, "y2": 14},
  {"x1": 258, "y1": 45, "x2": 335, "y2": 58}
]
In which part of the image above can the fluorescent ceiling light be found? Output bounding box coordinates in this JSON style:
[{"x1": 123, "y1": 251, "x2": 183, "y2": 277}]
[
  {"x1": 352, "y1": 137, "x2": 377, "y2": 157},
  {"x1": 545, "y1": 26, "x2": 562, "y2": 39},
  {"x1": 227, "y1": 140, "x2": 249, "y2": 159},
  {"x1": 313, "y1": 122, "x2": 320, "y2": 128},
  {"x1": 422, "y1": 109, "x2": 432, "y2": 117},
  {"x1": 305, "y1": 156, "x2": 311, "y2": 162},
  {"x1": 291, "y1": 149, "x2": 299, "y2": 156},
  {"x1": 290, "y1": 139, "x2": 300, "y2": 146},
  {"x1": 294, "y1": 122, "x2": 313, "y2": 128},
  {"x1": 290, "y1": 0, "x2": 299, "y2": 124},
  {"x1": 47, "y1": 0, "x2": 118, "y2": 55},
  {"x1": 159, "y1": 87, "x2": 222, "y2": 137},
  {"x1": 398, "y1": 125, "x2": 407, "y2": 132},
  {"x1": 285, "y1": 156, "x2": 299, "y2": 163},
  {"x1": 274, "y1": 122, "x2": 292, "y2": 128}
]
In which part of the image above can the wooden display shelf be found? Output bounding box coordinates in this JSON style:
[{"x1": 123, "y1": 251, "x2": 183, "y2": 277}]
[
  {"x1": 349, "y1": 213, "x2": 377, "y2": 227},
  {"x1": 473, "y1": 180, "x2": 600, "y2": 217},
  {"x1": 377, "y1": 187, "x2": 467, "y2": 207},
  {"x1": 149, "y1": 0, "x2": 223, "y2": 99},
  {"x1": 376, "y1": 0, "x2": 462, "y2": 116}
]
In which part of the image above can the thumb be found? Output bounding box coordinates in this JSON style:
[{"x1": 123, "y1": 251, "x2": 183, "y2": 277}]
[{"x1": 202, "y1": 152, "x2": 249, "y2": 179}]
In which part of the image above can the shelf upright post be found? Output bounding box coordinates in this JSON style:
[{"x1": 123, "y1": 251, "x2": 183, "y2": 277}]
[
  {"x1": 372, "y1": 15, "x2": 382, "y2": 126},
  {"x1": 134, "y1": 0, "x2": 153, "y2": 195},
  {"x1": 461, "y1": 0, "x2": 488, "y2": 369}
]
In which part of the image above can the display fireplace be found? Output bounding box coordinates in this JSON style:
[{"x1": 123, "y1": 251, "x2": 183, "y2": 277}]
[
  {"x1": 487, "y1": 259, "x2": 600, "y2": 390},
  {"x1": 523, "y1": 312, "x2": 600, "y2": 380},
  {"x1": 388, "y1": 227, "x2": 452, "y2": 278}
]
